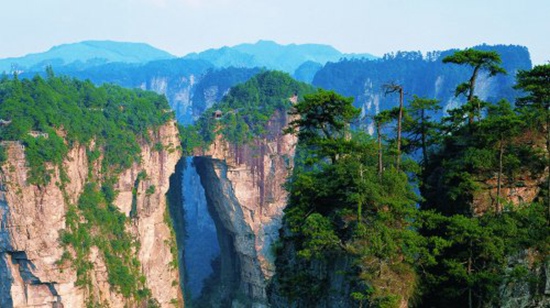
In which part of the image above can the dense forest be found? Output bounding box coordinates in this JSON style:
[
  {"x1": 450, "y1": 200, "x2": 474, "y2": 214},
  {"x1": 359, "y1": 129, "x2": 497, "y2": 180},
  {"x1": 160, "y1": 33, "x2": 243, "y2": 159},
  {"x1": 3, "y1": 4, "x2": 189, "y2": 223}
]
[
  {"x1": 0, "y1": 71, "x2": 175, "y2": 305},
  {"x1": 268, "y1": 51, "x2": 550, "y2": 307}
]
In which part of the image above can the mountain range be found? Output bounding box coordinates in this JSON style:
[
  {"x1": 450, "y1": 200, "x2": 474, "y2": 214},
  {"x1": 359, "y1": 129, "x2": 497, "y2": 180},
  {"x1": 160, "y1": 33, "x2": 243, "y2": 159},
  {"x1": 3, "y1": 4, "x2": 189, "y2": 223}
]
[
  {"x1": 0, "y1": 40, "x2": 533, "y2": 127},
  {"x1": 0, "y1": 40, "x2": 175, "y2": 73},
  {"x1": 2, "y1": 40, "x2": 376, "y2": 78}
]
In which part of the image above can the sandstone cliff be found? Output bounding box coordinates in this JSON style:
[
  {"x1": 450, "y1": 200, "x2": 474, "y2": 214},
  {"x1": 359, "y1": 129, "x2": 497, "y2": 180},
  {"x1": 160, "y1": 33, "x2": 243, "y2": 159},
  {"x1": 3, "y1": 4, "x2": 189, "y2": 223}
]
[
  {"x1": 0, "y1": 120, "x2": 183, "y2": 307},
  {"x1": 193, "y1": 109, "x2": 296, "y2": 306}
]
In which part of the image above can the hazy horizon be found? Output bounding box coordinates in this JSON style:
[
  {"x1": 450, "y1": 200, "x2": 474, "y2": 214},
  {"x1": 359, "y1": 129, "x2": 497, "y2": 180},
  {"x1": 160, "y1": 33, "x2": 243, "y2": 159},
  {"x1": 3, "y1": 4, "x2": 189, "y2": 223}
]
[{"x1": 1, "y1": 0, "x2": 549, "y2": 64}]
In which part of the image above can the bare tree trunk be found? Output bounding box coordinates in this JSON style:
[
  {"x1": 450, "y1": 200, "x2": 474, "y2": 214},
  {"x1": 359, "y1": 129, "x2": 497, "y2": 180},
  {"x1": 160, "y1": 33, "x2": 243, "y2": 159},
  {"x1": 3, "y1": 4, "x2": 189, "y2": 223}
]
[
  {"x1": 396, "y1": 87, "x2": 404, "y2": 171},
  {"x1": 468, "y1": 240, "x2": 473, "y2": 308},
  {"x1": 467, "y1": 66, "x2": 480, "y2": 125},
  {"x1": 383, "y1": 83, "x2": 404, "y2": 171},
  {"x1": 497, "y1": 141, "x2": 504, "y2": 213},
  {"x1": 547, "y1": 108, "x2": 550, "y2": 224},
  {"x1": 421, "y1": 108, "x2": 428, "y2": 167},
  {"x1": 377, "y1": 121, "x2": 383, "y2": 178},
  {"x1": 358, "y1": 164, "x2": 363, "y2": 222}
]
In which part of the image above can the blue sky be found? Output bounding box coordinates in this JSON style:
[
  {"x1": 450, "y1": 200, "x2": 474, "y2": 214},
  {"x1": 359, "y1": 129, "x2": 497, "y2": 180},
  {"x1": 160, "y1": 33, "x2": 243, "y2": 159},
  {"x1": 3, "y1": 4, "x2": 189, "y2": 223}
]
[{"x1": 1, "y1": 0, "x2": 549, "y2": 64}]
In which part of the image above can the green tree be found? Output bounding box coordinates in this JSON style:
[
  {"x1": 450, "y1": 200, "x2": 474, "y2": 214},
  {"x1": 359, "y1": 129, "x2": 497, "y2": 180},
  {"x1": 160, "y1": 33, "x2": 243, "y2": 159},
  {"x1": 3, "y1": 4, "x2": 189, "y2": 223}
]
[
  {"x1": 421, "y1": 213, "x2": 509, "y2": 308},
  {"x1": 286, "y1": 89, "x2": 360, "y2": 164},
  {"x1": 443, "y1": 49, "x2": 506, "y2": 124},
  {"x1": 403, "y1": 95, "x2": 441, "y2": 168}
]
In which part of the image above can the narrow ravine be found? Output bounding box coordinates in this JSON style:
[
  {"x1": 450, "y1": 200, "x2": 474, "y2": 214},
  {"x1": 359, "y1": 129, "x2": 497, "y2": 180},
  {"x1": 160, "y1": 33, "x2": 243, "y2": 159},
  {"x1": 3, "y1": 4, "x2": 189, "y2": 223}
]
[{"x1": 182, "y1": 157, "x2": 220, "y2": 299}]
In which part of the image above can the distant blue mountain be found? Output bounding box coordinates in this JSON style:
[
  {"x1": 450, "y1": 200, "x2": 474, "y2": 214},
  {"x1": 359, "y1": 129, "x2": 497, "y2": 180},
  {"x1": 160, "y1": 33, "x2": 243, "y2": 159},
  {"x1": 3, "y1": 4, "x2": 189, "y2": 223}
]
[
  {"x1": 293, "y1": 61, "x2": 324, "y2": 83},
  {"x1": 184, "y1": 40, "x2": 377, "y2": 75},
  {"x1": 0, "y1": 40, "x2": 175, "y2": 73},
  {"x1": 312, "y1": 44, "x2": 532, "y2": 129}
]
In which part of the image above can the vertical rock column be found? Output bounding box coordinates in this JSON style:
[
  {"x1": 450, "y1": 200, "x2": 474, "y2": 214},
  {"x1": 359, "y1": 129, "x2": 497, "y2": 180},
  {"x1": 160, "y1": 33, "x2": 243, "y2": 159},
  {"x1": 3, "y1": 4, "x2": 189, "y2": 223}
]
[{"x1": 193, "y1": 110, "x2": 297, "y2": 306}]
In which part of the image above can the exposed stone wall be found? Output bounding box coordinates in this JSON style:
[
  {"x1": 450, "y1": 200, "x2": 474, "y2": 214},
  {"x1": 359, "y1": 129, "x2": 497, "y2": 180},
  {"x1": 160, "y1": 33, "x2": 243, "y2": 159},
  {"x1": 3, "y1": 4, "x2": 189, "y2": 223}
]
[
  {"x1": 194, "y1": 110, "x2": 297, "y2": 306},
  {"x1": 0, "y1": 120, "x2": 182, "y2": 307}
]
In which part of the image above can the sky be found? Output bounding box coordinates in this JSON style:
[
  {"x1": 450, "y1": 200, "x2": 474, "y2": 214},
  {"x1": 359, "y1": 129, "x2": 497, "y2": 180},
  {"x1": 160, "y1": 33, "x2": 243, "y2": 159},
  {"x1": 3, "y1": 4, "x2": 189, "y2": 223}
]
[{"x1": 1, "y1": 0, "x2": 549, "y2": 64}]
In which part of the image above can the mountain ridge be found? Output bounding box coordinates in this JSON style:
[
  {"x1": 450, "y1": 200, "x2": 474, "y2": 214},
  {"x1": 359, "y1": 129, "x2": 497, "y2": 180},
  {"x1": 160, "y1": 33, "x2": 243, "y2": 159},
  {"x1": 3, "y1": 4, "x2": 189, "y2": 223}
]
[{"x1": 183, "y1": 40, "x2": 378, "y2": 74}]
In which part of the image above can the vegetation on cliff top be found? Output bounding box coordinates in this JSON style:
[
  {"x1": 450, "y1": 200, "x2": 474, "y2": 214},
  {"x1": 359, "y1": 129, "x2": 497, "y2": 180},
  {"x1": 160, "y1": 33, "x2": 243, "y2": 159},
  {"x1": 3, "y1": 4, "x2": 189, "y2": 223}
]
[
  {"x1": 180, "y1": 70, "x2": 315, "y2": 153},
  {"x1": 0, "y1": 69, "x2": 173, "y2": 184}
]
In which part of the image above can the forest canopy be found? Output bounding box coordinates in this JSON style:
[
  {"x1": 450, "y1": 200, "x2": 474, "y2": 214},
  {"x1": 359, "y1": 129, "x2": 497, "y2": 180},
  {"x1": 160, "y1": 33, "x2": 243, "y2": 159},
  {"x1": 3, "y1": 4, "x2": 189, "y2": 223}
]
[{"x1": 0, "y1": 71, "x2": 173, "y2": 184}]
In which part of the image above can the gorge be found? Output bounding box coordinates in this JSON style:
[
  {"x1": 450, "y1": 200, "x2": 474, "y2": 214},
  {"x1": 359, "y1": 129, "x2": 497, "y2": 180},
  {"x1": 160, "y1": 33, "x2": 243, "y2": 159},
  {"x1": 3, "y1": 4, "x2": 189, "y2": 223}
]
[{"x1": 1, "y1": 42, "x2": 549, "y2": 308}]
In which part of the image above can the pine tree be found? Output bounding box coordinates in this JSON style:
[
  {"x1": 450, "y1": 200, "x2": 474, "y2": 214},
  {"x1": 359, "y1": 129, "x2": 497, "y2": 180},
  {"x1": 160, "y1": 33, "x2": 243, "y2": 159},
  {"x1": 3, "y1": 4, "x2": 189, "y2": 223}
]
[{"x1": 443, "y1": 49, "x2": 506, "y2": 125}]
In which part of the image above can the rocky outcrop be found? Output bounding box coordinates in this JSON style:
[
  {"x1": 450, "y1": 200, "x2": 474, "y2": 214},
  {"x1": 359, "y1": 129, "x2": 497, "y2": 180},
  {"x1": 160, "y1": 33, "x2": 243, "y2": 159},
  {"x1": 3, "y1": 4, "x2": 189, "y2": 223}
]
[
  {"x1": 193, "y1": 110, "x2": 297, "y2": 306},
  {"x1": 473, "y1": 174, "x2": 545, "y2": 215},
  {"x1": 500, "y1": 251, "x2": 550, "y2": 308},
  {"x1": 0, "y1": 120, "x2": 183, "y2": 307}
]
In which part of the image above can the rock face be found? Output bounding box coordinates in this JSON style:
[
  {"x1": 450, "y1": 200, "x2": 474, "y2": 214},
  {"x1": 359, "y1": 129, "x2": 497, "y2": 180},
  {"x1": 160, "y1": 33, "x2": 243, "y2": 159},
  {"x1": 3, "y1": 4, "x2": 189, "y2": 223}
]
[
  {"x1": 472, "y1": 174, "x2": 545, "y2": 215},
  {"x1": 0, "y1": 120, "x2": 183, "y2": 307},
  {"x1": 193, "y1": 110, "x2": 297, "y2": 306},
  {"x1": 500, "y1": 252, "x2": 550, "y2": 308},
  {"x1": 143, "y1": 74, "x2": 197, "y2": 125}
]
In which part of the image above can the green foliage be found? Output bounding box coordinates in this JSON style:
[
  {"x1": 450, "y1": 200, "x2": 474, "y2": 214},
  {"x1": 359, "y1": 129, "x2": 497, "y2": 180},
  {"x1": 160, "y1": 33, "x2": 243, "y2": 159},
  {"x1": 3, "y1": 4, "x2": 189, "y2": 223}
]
[
  {"x1": 402, "y1": 95, "x2": 441, "y2": 164},
  {"x1": 515, "y1": 64, "x2": 550, "y2": 217},
  {"x1": 182, "y1": 70, "x2": 315, "y2": 152},
  {"x1": 61, "y1": 183, "x2": 151, "y2": 300},
  {"x1": 442, "y1": 49, "x2": 506, "y2": 78},
  {"x1": 163, "y1": 200, "x2": 179, "y2": 270},
  {"x1": 515, "y1": 64, "x2": 550, "y2": 111},
  {"x1": 274, "y1": 88, "x2": 421, "y2": 307},
  {"x1": 286, "y1": 89, "x2": 360, "y2": 164},
  {"x1": 22, "y1": 131, "x2": 68, "y2": 185},
  {"x1": 423, "y1": 94, "x2": 544, "y2": 216},
  {"x1": 287, "y1": 89, "x2": 359, "y2": 141},
  {"x1": 419, "y1": 203, "x2": 550, "y2": 307},
  {"x1": 145, "y1": 185, "x2": 156, "y2": 196},
  {"x1": 296, "y1": 213, "x2": 340, "y2": 260},
  {"x1": 0, "y1": 72, "x2": 173, "y2": 182},
  {"x1": 178, "y1": 124, "x2": 204, "y2": 155},
  {"x1": 421, "y1": 213, "x2": 507, "y2": 306}
]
